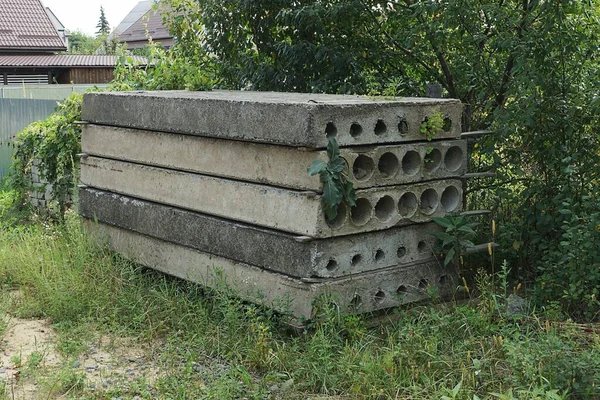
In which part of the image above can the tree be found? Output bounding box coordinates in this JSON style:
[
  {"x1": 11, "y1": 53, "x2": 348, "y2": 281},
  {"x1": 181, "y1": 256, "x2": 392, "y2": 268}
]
[
  {"x1": 96, "y1": 6, "x2": 110, "y2": 37},
  {"x1": 159, "y1": 0, "x2": 600, "y2": 320},
  {"x1": 68, "y1": 31, "x2": 101, "y2": 54}
]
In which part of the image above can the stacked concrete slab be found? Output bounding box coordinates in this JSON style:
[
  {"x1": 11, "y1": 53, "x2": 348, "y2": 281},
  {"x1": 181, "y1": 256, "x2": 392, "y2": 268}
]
[{"x1": 79, "y1": 90, "x2": 465, "y2": 321}]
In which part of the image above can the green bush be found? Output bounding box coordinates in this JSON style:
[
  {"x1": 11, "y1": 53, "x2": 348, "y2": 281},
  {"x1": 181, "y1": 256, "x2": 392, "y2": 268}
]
[{"x1": 9, "y1": 93, "x2": 83, "y2": 219}]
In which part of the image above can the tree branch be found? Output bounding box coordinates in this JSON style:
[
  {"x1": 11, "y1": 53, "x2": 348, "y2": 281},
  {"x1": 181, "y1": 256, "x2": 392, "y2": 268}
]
[{"x1": 358, "y1": 0, "x2": 445, "y2": 85}]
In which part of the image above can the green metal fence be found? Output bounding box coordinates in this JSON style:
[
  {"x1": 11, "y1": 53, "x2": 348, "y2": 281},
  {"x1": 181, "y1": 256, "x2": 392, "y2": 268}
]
[
  {"x1": 0, "y1": 85, "x2": 108, "y2": 182},
  {"x1": 0, "y1": 84, "x2": 107, "y2": 100},
  {"x1": 0, "y1": 99, "x2": 62, "y2": 182}
]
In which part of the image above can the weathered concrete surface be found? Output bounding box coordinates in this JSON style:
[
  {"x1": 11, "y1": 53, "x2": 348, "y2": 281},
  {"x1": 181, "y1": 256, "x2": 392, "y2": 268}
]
[
  {"x1": 82, "y1": 124, "x2": 324, "y2": 191},
  {"x1": 80, "y1": 157, "x2": 462, "y2": 237},
  {"x1": 82, "y1": 124, "x2": 466, "y2": 191},
  {"x1": 85, "y1": 221, "x2": 456, "y2": 320},
  {"x1": 82, "y1": 91, "x2": 462, "y2": 148},
  {"x1": 79, "y1": 188, "x2": 442, "y2": 278}
]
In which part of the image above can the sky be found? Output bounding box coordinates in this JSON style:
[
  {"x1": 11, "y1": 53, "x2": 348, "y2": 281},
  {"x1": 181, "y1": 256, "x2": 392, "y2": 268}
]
[{"x1": 41, "y1": 0, "x2": 143, "y2": 37}]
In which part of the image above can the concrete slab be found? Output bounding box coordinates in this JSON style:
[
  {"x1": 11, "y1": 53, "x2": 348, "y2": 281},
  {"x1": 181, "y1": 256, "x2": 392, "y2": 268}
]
[
  {"x1": 82, "y1": 91, "x2": 462, "y2": 148},
  {"x1": 345, "y1": 140, "x2": 467, "y2": 188},
  {"x1": 82, "y1": 124, "x2": 466, "y2": 191},
  {"x1": 79, "y1": 188, "x2": 443, "y2": 278},
  {"x1": 80, "y1": 157, "x2": 463, "y2": 237},
  {"x1": 85, "y1": 221, "x2": 457, "y2": 320}
]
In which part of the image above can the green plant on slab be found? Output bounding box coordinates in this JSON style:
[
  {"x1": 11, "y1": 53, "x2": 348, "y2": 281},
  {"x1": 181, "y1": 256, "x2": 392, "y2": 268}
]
[
  {"x1": 308, "y1": 137, "x2": 356, "y2": 221},
  {"x1": 420, "y1": 110, "x2": 445, "y2": 141}
]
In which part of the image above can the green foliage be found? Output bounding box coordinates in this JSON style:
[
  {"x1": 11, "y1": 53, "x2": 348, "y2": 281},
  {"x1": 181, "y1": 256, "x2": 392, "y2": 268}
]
[
  {"x1": 533, "y1": 195, "x2": 600, "y2": 321},
  {"x1": 1, "y1": 215, "x2": 599, "y2": 398},
  {"x1": 477, "y1": 2, "x2": 600, "y2": 320},
  {"x1": 159, "y1": 1, "x2": 600, "y2": 322},
  {"x1": 95, "y1": 33, "x2": 121, "y2": 55},
  {"x1": 179, "y1": 0, "x2": 370, "y2": 92},
  {"x1": 307, "y1": 137, "x2": 356, "y2": 221},
  {"x1": 431, "y1": 215, "x2": 479, "y2": 267},
  {"x1": 420, "y1": 110, "x2": 445, "y2": 141},
  {"x1": 95, "y1": 6, "x2": 110, "y2": 37},
  {"x1": 9, "y1": 93, "x2": 83, "y2": 219},
  {"x1": 110, "y1": 40, "x2": 215, "y2": 91},
  {"x1": 68, "y1": 31, "x2": 102, "y2": 54}
]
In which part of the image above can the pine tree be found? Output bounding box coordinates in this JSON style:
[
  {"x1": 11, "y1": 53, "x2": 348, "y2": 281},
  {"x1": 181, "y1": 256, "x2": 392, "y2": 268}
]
[{"x1": 95, "y1": 6, "x2": 110, "y2": 37}]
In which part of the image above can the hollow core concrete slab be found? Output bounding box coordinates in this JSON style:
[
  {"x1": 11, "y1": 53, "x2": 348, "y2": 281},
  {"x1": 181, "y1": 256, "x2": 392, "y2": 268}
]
[
  {"x1": 82, "y1": 124, "x2": 467, "y2": 191},
  {"x1": 80, "y1": 157, "x2": 463, "y2": 237},
  {"x1": 82, "y1": 91, "x2": 462, "y2": 148},
  {"x1": 84, "y1": 221, "x2": 456, "y2": 320},
  {"x1": 79, "y1": 188, "x2": 443, "y2": 278}
]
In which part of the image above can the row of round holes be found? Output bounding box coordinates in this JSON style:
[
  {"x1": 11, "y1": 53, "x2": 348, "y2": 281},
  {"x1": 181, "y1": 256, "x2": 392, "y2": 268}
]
[
  {"x1": 352, "y1": 146, "x2": 464, "y2": 182},
  {"x1": 325, "y1": 117, "x2": 453, "y2": 139},
  {"x1": 349, "y1": 275, "x2": 449, "y2": 307},
  {"x1": 324, "y1": 240, "x2": 431, "y2": 273},
  {"x1": 328, "y1": 186, "x2": 461, "y2": 229}
]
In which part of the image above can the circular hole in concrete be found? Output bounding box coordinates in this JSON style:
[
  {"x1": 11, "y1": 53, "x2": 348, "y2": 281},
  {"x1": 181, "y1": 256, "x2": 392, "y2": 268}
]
[
  {"x1": 397, "y1": 246, "x2": 407, "y2": 258},
  {"x1": 374, "y1": 119, "x2": 387, "y2": 136},
  {"x1": 418, "y1": 279, "x2": 429, "y2": 290},
  {"x1": 350, "y1": 294, "x2": 362, "y2": 308},
  {"x1": 375, "y1": 195, "x2": 395, "y2": 222},
  {"x1": 325, "y1": 259, "x2": 338, "y2": 272},
  {"x1": 350, "y1": 198, "x2": 372, "y2": 226},
  {"x1": 420, "y1": 188, "x2": 439, "y2": 215},
  {"x1": 424, "y1": 148, "x2": 442, "y2": 172},
  {"x1": 351, "y1": 254, "x2": 362, "y2": 266},
  {"x1": 350, "y1": 123, "x2": 363, "y2": 138},
  {"x1": 417, "y1": 240, "x2": 428, "y2": 253},
  {"x1": 441, "y1": 186, "x2": 460, "y2": 212},
  {"x1": 402, "y1": 150, "x2": 421, "y2": 176},
  {"x1": 444, "y1": 146, "x2": 464, "y2": 172},
  {"x1": 374, "y1": 290, "x2": 386, "y2": 303},
  {"x1": 439, "y1": 275, "x2": 448, "y2": 285},
  {"x1": 378, "y1": 152, "x2": 399, "y2": 178},
  {"x1": 398, "y1": 118, "x2": 409, "y2": 135},
  {"x1": 375, "y1": 249, "x2": 385, "y2": 262},
  {"x1": 353, "y1": 155, "x2": 375, "y2": 181},
  {"x1": 398, "y1": 192, "x2": 418, "y2": 218},
  {"x1": 325, "y1": 122, "x2": 337, "y2": 138},
  {"x1": 443, "y1": 117, "x2": 452, "y2": 132},
  {"x1": 396, "y1": 285, "x2": 407, "y2": 295},
  {"x1": 326, "y1": 203, "x2": 347, "y2": 229}
]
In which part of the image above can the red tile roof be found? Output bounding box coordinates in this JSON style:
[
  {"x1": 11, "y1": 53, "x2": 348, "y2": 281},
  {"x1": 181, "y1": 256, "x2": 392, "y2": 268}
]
[
  {"x1": 0, "y1": 54, "x2": 148, "y2": 67},
  {"x1": 0, "y1": 0, "x2": 67, "y2": 51}
]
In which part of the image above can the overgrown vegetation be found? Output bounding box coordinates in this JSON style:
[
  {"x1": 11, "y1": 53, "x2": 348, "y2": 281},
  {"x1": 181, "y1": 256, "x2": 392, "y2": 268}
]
[
  {"x1": 155, "y1": 0, "x2": 600, "y2": 321},
  {"x1": 3, "y1": 0, "x2": 600, "y2": 396},
  {"x1": 9, "y1": 93, "x2": 83, "y2": 220},
  {"x1": 0, "y1": 215, "x2": 598, "y2": 399}
]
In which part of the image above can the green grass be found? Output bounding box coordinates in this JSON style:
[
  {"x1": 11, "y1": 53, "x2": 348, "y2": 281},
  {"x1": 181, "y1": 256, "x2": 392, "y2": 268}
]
[{"x1": 0, "y1": 209, "x2": 599, "y2": 399}]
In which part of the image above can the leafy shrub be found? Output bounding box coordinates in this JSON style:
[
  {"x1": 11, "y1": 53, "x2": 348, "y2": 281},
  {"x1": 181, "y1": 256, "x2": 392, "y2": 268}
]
[
  {"x1": 9, "y1": 93, "x2": 83, "y2": 218},
  {"x1": 111, "y1": 40, "x2": 216, "y2": 91}
]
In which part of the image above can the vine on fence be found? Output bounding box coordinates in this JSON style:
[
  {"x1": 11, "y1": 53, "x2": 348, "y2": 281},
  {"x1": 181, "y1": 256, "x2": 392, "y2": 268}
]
[{"x1": 10, "y1": 92, "x2": 83, "y2": 218}]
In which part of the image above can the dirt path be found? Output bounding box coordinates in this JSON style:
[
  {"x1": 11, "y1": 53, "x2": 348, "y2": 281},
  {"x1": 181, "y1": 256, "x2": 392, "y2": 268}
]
[
  {"x1": 0, "y1": 315, "x2": 160, "y2": 399},
  {"x1": 0, "y1": 318, "x2": 58, "y2": 399}
]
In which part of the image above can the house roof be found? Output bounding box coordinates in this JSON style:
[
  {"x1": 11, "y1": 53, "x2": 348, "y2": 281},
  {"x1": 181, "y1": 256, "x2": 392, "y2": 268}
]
[
  {"x1": 0, "y1": 0, "x2": 67, "y2": 51},
  {"x1": 45, "y1": 7, "x2": 66, "y2": 32},
  {"x1": 112, "y1": 0, "x2": 154, "y2": 37},
  {"x1": 119, "y1": 3, "x2": 172, "y2": 44},
  {"x1": 0, "y1": 54, "x2": 148, "y2": 67}
]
